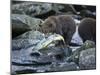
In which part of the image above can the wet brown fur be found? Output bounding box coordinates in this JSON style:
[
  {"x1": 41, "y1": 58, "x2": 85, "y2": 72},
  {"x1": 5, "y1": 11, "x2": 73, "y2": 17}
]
[
  {"x1": 39, "y1": 15, "x2": 76, "y2": 45},
  {"x1": 78, "y1": 18, "x2": 96, "y2": 43}
]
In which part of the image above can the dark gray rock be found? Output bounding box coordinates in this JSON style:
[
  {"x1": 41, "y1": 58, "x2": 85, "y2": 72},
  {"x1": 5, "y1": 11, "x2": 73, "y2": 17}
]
[
  {"x1": 12, "y1": 31, "x2": 45, "y2": 50},
  {"x1": 12, "y1": 39, "x2": 39, "y2": 50},
  {"x1": 80, "y1": 10, "x2": 96, "y2": 19},
  {"x1": 76, "y1": 40, "x2": 95, "y2": 51},
  {"x1": 68, "y1": 40, "x2": 95, "y2": 64},
  {"x1": 15, "y1": 30, "x2": 45, "y2": 40},
  {"x1": 39, "y1": 47, "x2": 72, "y2": 61},
  {"x1": 11, "y1": 65, "x2": 46, "y2": 74},
  {"x1": 11, "y1": 48, "x2": 53, "y2": 74},
  {"x1": 12, "y1": 2, "x2": 52, "y2": 16},
  {"x1": 52, "y1": 4, "x2": 77, "y2": 14},
  {"x1": 12, "y1": 47, "x2": 53, "y2": 64},
  {"x1": 49, "y1": 62, "x2": 79, "y2": 72},
  {"x1": 12, "y1": 14, "x2": 43, "y2": 38},
  {"x1": 79, "y1": 48, "x2": 96, "y2": 70}
]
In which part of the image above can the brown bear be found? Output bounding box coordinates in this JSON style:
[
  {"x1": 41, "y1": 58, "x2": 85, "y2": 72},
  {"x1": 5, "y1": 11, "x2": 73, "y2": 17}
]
[
  {"x1": 78, "y1": 18, "x2": 96, "y2": 43},
  {"x1": 39, "y1": 15, "x2": 76, "y2": 45}
]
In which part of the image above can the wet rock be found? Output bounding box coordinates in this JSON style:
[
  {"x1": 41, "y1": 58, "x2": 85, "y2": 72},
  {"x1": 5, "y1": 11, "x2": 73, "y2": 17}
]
[
  {"x1": 77, "y1": 40, "x2": 95, "y2": 50},
  {"x1": 11, "y1": 48, "x2": 53, "y2": 74},
  {"x1": 12, "y1": 2, "x2": 53, "y2": 17},
  {"x1": 79, "y1": 48, "x2": 96, "y2": 70},
  {"x1": 34, "y1": 55, "x2": 53, "y2": 63},
  {"x1": 11, "y1": 49, "x2": 35, "y2": 65},
  {"x1": 11, "y1": 65, "x2": 37, "y2": 74},
  {"x1": 80, "y1": 10, "x2": 96, "y2": 19},
  {"x1": 12, "y1": 64, "x2": 52, "y2": 74},
  {"x1": 12, "y1": 39, "x2": 39, "y2": 50},
  {"x1": 49, "y1": 62, "x2": 79, "y2": 72},
  {"x1": 68, "y1": 40, "x2": 95, "y2": 64},
  {"x1": 11, "y1": 48, "x2": 53, "y2": 73},
  {"x1": 39, "y1": 47, "x2": 72, "y2": 61},
  {"x1": 12, "y1": 31, "x2": 45, "y2": 50},
  {"x1": 12, "y1": 47, "x2": 53, "y2": 64},
  {"x1": 12, "y1": 62, "x2": 78, "y2": 74},
  {"x1": 30, "y1": 52, "x2": 40, "y2": 57},
  {"x1": 63, "y1": 47, "x2": 72, "y2": 57},
  {"x1": 52, "y1": 4, "x2": 77, "y2": 15},
  {"x1": 12, "y1": 14, "x2": 43, "y2": 38},
  {"x1": 12, "y1": 1, "x2": 25, "y2": 4},
  {"x1": 39, "y1": 47, "x2": 64, "y2": 56},
  {"x1": 15, "y1": 30, "x2": 45, "y2": 40}
]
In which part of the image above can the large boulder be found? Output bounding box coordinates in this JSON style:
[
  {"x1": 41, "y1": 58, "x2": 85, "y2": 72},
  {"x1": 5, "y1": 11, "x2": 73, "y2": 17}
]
[
  {"x1": 49, "y1": 62, "x2": 79, "y2": 72},
  {"x1": 12, "y1": 2, "x2": 53, "y2": 17},
  {"x1": 52, "y1": 4, "x2": 77, "y2": 15},
  {"x1": 15, "y1": 30, "x2": 45, "y2": 39},
  {"x1": 79, "y1": 48, "x2": 96, "y2": 70},
  {"x1": 12, "y1": 31, "x2": 45, "y2": 50},
  {"x1": 80, "y1": 10, "x2": 96, "y2": 19},
  {"x1": 68, "y1": 40, "x2": 95, "y2": 64},
  {"x1": 12, "y1": 14, "x2": 43, "y2": 38}
]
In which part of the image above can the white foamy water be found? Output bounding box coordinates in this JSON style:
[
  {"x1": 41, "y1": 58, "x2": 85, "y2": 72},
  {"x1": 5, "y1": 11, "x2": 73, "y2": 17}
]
[{"x1": 71, "y1": 26, "x2": 83, "y2": 45}]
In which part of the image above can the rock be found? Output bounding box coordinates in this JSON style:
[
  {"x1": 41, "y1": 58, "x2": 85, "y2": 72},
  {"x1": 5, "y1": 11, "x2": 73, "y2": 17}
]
[
  {"x1": 52, "y1": 4, "x2": 77, "y2": 15},
  {"x1": 12, "y1": 1, "x2": 25, "y2": 4},
  {"x1": 80, "y1": 10, "x2": 96, "y2": 19},
  {"x1": 12, "y1": 2, "x2": 53, "y2": 17},
  {"x1": 11, "y1": 49, "x2": 35, "y2": 65},
  {"x1": 63, "y1": 47, "x2": 72, "y2": 57},
  {"x1": 77, "y1": 40, "x2": 95, "y2": 50},
  {"x1": 12, "y1": 47, "x2": 53, "y2": 65},
  {"x1": 39, "y1": 47, "x2": 72, "y2": 61},
  {"x1": 39, "y1": 47, "x2": 64, "y2": 56},
  {"x1": 12, "y1": 14, "x2": 43, "y2": 38},
  {"x1": 68, "y1": 40, "x2": 95, "y2": 64},
  {"x1": 49, "y1": 62, "x2": 79, "y2": 72},
  {"x1": 12, "y1": 31, "x2": 45, "y2": 50},
  {"x1": 79, "y1": 48, "x2": 96, "y2": 70},
  {"x1": 11, "y1": 47, "x2": 78, "y2": 74},
  {"x1": 11, "y1": 48, "x2": 53, "y2": 74},
  {"x1": 12, "y1": 39, "x2": 40, "y2": 50},
  {"x1": 15, "y1": 30, "x2": 45, "y2": 40},
  {"x1": 11, "y1": 65, "x2": 38, "y2": 74},
  {"x1": 11, "y1": 47, "x2": 56, "y2": 74}
]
